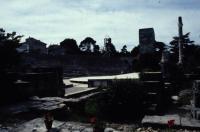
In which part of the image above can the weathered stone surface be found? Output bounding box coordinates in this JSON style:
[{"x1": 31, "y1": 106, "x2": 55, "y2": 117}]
[
  {"x1": 13, "y1": 118, "x2": 95, "y2": 132},
  {"x1": 64, "y1": 87, "x2": 98, "y2": 98},
  {"x1": 181, "y1": 117, "x2": 200, "y2": 128},
  {"x1": 142, "y1": 114, "x2": 181, "y2": 126},
  {"x1": 0, "y1": 93, "x2": 101, "y2": 116},
  {"x1": 69, "y1": 73, "x2": 139, "y2": 84},
  {"x1": 139, "y1": 72, "x2": 162, "y2": 81},
  {"x1": 13, "y1": 118, "x2": 64, "y2": 132},
  {"x1": 104, "y1": 127, "x2": 118, "y2": 132},
  {"x1": 142, "y1": 114, "x2": 200, "y2": 129},
  {"x1": 81, "y1": 128, "x2": 93, "y2": 132},
  {"x1": 0, "y1": 97, "x2": 68, "y2": 115}
]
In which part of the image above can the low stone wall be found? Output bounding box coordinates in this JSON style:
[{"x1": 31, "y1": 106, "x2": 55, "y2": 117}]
[
  {"x1": 22, "y1": 67, "x2": 65, "y2": 97},
  {"x1": 88, "y1": 79, "x2": 112, "y2": 87},
  {"x1": 0, "y1": 67, "x2": 64, "y2": 104}
]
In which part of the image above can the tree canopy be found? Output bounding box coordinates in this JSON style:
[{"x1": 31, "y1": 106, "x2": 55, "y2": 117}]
[
  {"x1": 0, "y1": 28, "x2": 22, "y2": 70},
  {"x1": 131, "y1": 45, "x2": 139, "y2": 57},
  {"x1": 121, "y1": 45, "x2": 128, "y2": 54},
  {"x1": 169, "y1": 32, "x2": 194, "y2": 63},
  {"x1": 79, "y1": 37, "x2": 96, "y2": 53},
  {"x1": 103, "y1": 40, "x2": 117, "y2": 56},
  {"x1": 60, "y1": 38, "x2": 80, "y2": 54}
]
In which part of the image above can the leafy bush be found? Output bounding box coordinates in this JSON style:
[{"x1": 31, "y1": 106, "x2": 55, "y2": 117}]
[
  {"x1": 85, "y1": 99, "x2": 98, "y2": 116},
  {"x1": 97, "y1": 79, "x2": 145, "y2": 120}
]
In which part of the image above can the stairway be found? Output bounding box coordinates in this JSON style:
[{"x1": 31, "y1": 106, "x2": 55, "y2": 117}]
[
  {"x1": 140, "y1": 72, "x2": 165, "y2": 114},
  {"x1": 63, "y1": 79, "x2": 100, "y2": 100}
]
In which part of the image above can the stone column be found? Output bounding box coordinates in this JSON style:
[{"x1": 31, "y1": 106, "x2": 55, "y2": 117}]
[{"x1": 178, "y1": 16, "x2": 183, "y2": 66}]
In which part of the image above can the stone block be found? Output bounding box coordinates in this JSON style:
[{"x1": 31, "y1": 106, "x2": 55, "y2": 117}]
[
  {"x1": 142, "y1": 114, "x2": 181, "y2": 126},
  {"x1": 142, "y1": 81, "x2": 163, "y2": 93},
  {"x1": 139, "y1": 72, "x2": 162, "y2": 81}
]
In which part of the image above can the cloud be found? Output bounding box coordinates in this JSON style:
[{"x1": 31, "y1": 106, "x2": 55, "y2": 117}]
[
  {"x1": 59, "y1": 0, "x2": 200, "y2": 12},
  {"x1": 0, "y1": 0, "x2": 200, "y2": 50}
]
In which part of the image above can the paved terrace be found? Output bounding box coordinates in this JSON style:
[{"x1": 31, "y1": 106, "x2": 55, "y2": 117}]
[
  {"x1": 63, "y1": 72, "x2": 139, "y2": 98},
  {"x1": 69, "y1": 72, "x2": 140, "y2": 83}
]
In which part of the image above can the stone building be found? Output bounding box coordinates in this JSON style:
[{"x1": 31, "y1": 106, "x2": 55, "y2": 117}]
[{"x1": 18, "y1": 37, "x2": 47, "y2": 54}]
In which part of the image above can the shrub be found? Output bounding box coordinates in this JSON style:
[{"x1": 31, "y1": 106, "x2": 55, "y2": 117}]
[{"x1": 97, "y1": 79, "x2": 145, "y2": 120}]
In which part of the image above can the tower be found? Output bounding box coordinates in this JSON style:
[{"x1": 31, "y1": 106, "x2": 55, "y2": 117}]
[{"x1": 139, "y1": 28, "x2": 155, "y2": 54}]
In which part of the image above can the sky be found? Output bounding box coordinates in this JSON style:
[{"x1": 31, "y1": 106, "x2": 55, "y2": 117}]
[{"x1": 1, "y1": 0, "x2": 200, "y2": 50}]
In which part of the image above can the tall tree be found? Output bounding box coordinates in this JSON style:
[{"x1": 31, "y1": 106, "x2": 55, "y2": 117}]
[
  {"x1": 154, "y1": 41, "x2": 166, "y2": 62},
  {"x1": 131, "y1": 46, "x2": 139, "y2": 58},
  {"x1": 0, "y1": 28, "x2": 22, "y2": 70},
  {"x1": 79, "y1": 37, "x2": 96, "y2": 53},
  {"x1": 93, "y1": 44, "x2": 100, "y2": 55},
  {"x1": 104, "y1": 41, "x2": 117, "y2": 56},
  {"x1": 169, "y1": 32, "x2": 194, "y2": 63},
  {"x1": 60, "y1": 38, "x2": 79, "y2": 54},
  {"x1": 120, "y1": 45, "x2": 128, "y2": 56}
]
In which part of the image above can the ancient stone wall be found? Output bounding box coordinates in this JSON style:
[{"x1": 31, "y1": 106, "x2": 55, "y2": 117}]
[{"x1": 21, "y1": 54, "x2": 133, "y2": 76}]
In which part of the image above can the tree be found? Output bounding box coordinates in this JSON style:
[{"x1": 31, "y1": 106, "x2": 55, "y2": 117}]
[
  {"x1": 131, "y1": 46, "x2": 139, "y2": 58},
  {"x1": 130, "y1": 42, "x2": 165, "y2": 71},
  {"x1": 120, "y1": 45, "x2": 128, "y2": 55},
  {"x1": 60, "y1": 38, "x2": 79, "y2": 54},
  {"x1": 169, "y1": 32, "x2": 194, "y2": 63},
  {"x1": 93, "y1": 44, "x2": 100, "y2": 55},
  {"x1": 48, "y1": 44, "x2": 65, "y2": 56},
  {"x1": 79, "y1": 37, "x2": 96, "y2": 53},
  {"x1": 103, "y1": 41, "x2": 117, "y2": 56},
  {"x1": 154, "y1": 41, "x2": 165, "y2": 53},
  {"x1": 154, "y1": 41, "x2": 166, "y2": 63},
  {"x1": 0, "y1": 28, "x2": 22, "y2": 70}
]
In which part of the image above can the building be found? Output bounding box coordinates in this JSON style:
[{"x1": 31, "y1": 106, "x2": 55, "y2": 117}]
[
  {"x1": 16, "y1": 43, "x2": 29, "y2": 53},
  {"x1": 17, "y1": 37, "x2": 47, "y2": 54},
  {"x1": 139, "y1": 28, "x2": 155, "y2": 54}
]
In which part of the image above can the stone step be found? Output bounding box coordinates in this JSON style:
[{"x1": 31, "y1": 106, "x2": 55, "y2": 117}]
[
  {"x1": 164, "y1": 82, "x2": 171, "y2": 86},
  {"x1": 142, "y1": 81, "x2": 163, "y2": 93},
  {"x1": 63, "y1": 79, "x2": 74, "y2": 88},
  {"x1": 145, "y1": 103, "x2": 158, "y2": 114},
  {"x1": 144, "y1": 92, "x2": 159, "y2": 103},
  {"x1": 64, "y1": 87, "x2": 99, "y2": 99},
  {"x1": 139, "y1": 72, "x2": 162, "y2": 81},
  {"x1": 64, "y1": 84, "x2": 73, "y2": 88},
  {"x1": 164, "y1": 82, "x2": 172, "y2": 89},
  {"x1": 185, "y1": 74, "x2": 200, "y2": 80}
]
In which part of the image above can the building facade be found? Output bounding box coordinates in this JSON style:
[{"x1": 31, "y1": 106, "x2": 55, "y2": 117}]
[{"x1": 17, "y1": 37, "x2": 47, "y2": 54}]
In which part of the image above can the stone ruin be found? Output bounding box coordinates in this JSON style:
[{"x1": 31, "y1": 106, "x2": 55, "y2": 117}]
[
  {"x1": 191, "y1": 80, "x2": 200, "y2": 119},
  {"x1": 0, "y1": 67, "x2": 65, "y2": 104}
]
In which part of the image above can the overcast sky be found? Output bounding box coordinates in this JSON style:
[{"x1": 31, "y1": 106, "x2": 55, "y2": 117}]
[{"x1": 1, "y1": 0, "x2": 200, "y2": 50}]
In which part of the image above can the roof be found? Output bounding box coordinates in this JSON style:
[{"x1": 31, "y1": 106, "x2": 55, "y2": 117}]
[{"x1": 25, "y1": 37, "x2": 47, "y2": 46}]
